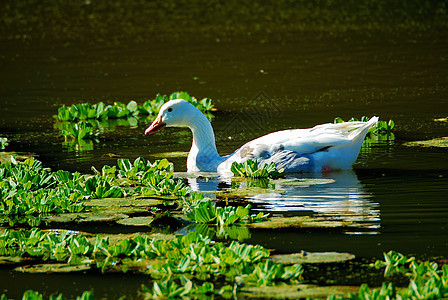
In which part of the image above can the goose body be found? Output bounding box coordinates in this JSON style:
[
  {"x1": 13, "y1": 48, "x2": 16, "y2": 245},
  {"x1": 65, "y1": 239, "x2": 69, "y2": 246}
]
[{"x1": 145, "y1": 99, "x2": 378, "y2": 173}]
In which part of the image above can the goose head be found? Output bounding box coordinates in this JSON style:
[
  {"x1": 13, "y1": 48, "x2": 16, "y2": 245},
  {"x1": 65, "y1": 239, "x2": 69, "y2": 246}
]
[{"x1": 145, "y1": 99, "x2": 200, "y2": 135}]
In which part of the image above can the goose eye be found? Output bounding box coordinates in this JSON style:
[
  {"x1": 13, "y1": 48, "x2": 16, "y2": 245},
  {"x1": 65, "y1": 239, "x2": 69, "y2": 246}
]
[{"x1": 168, "y1": 108, "x2": 173, "y2": 112}]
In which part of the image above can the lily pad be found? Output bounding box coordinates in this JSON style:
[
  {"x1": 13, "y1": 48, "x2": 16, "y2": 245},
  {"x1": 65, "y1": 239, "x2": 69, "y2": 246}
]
[
  {"x1": 106, "y1": 258, "x2": 164, "y2": 274},
  {"x1": 271, "y1": 178, "x2": 335, "y2": 186},
  {"x1": 76, "y1": 212, "x2": 129, "y2": 223},
  {"x1": 150, "y1": 151, "x2": 189, "y2": 158},
  {"x1": 116, "y1": 216, "x2": 154, "y2": 226},
  {"x1": 403, "y1": 137, "x2": 448, "y2": 148},
  {"x1": 216, "y1": 188, "x2": 284, "y2": 200},
  {"x1": 84, "y1": 197, "x2": 163, "y2": 208},
  {"x1": 270, "y1": 251, "x2": 355, "y2": 264},
  {"x1": 42, "y1": 214, "x2": 78, "y2": 223},
  {"x1": 14, "y1": 263, "x2": 91, "y2": 273},
  {"x1": 106, "y1": 232, "x2": 176, "y2": 245},
  {"x1": 0, "y1": 256, "x2": 33, "y2": 265},
  {"x1": 248, "y1": 216, "x2": 351, "y2": 229},
  {"x1": 240, "y1": 284, "x2": 359, "y2": 299},
  {"x1": 42, "y1": 212, "x2": 129, "y2": 224}
]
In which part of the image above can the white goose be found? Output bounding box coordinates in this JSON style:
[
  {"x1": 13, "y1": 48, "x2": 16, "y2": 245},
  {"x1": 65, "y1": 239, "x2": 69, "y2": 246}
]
[{"x1": 145, "y1": 99, "x2": 378, "y2": 173}]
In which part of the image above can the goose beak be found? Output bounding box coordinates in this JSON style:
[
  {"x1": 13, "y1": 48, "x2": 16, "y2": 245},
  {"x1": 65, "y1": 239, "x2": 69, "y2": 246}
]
[{"x1": 145, "y1": 115, "x2": 166, "y2": 135}]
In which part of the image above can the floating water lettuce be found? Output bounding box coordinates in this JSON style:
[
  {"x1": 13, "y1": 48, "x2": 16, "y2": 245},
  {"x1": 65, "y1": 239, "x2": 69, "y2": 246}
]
[
  {"x1": 57, "y1": 101, "x2": 138, "y2": 121},
  {"x1": 0, "y1": 138, "x2": 7, "y2": 150},
  {"x1": 0, "y1": 156, "x2": 184, "y2": 216},
  {"x1": 434, "y1": 117, "x2": 448, "y2": 122},
  {"x1": 334, "y1": 116, "x2": 395, "y2": 140},
  {"x1": 56, "y1": 92, "x2": 216, "y2": 122},
  {"x1": 355, "y1": 251, "x2": 448, "y2": 300},
  {"x1": 186, "y1": 199, "x2": 268, "y2": 226},
  {"x1": 231, "y1": 160, "x2": 284, "y2": 179}
]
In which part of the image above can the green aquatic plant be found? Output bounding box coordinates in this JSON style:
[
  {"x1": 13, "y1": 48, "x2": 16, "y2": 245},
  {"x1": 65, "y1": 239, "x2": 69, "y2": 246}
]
[
  {"x1": 352, "y1": 251, "x2": 448, "y2": 300},
  {"x1": 0, "y1": 157, "x2": 126, "y2": 216},
  {"x1": 334, "y1": 116, "x2": 395, "y2": 142},
  {"x1": 116, "y1": 157, "x2": 191, "y2": 196},
  {"x1": 434, "y1": 117, "x2": 448, "y2": 122},
  {"x1": 374, "y1": 250, "x2": 416, "y2": 276},
  {"x1": 1, "y1": 157, "x2": 55, "y2": 191},
  {"x1": 117, "y1": 157, "x2": 172, "y2": 181},
  {"x1": 141, "y1": 277, "x2": 229, "y2": 299},
  {"x1": 169, "y1": 91, "x2": 216, "y2": 113},
  {"x1": 374, "y1": 119, "x2": 395, "y2": 134},
  {"x1": 1, "y1": 290, "x2": 95, "y2": 300},
  {"x1": 56, "y1": 101, "x2": 138, "y2": 121},
  {"x1": 187, "y1": 199, "x2": 268, "y2": 226},
  {"x1": 0, "y1": 229, "x2": 297, "y2": 288},
  {"x1": 142, "y1": 277, "x2": 193, "y2": 298},
  {"x1": 240, "y1": 259, "x2": 303, "y2": 286},
  {"x1": 334, "y1": 116, "x2": 395, "y2": 135},
  {"x1": 56, "y1": 92, "x2": 216, "y2": 122},
  {"x1": 84, "y1": 175, "x2": 124, "y2": 199},
  {"x1": 139, "y1": 92, "x2": 216, "y2": 121},
  {"x1": 138, "y1": 93, "x2": 167, "y2": 116},
  {"x1": 0, "y1": 137, "x2": 7, "y2": 150},
  {"x1": 231, "y1": 160, "x2": 284, "y2": 179}
]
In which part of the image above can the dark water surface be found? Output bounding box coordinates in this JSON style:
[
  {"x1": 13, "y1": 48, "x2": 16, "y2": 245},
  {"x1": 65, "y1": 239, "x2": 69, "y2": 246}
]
[{"x1": 1, "y1": 2, "x2": 448, "y2": 297}]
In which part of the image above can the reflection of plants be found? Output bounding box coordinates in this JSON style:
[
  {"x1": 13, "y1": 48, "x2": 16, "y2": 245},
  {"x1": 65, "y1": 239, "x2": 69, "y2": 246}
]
[
  {"x1": 231, "y1": 160, "x2": 284, "y2": 179},
  {"x1": 60, "y1": 121, "x2": 99, "y2": 140}
]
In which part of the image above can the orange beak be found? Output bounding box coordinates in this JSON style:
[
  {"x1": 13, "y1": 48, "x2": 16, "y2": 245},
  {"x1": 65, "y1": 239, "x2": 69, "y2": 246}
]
[{"x1": 145, "y1": 115, "x2": 166, "y2": 135}]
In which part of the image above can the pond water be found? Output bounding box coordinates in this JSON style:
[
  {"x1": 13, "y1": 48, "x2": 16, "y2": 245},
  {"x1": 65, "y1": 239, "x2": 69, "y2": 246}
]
[{"x1": 1, "y1": 4, "x2": 448, "y2": 298}]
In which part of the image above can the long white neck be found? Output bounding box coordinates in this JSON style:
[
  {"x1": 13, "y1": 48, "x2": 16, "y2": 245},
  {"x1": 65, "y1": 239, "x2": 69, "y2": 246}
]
[{"x1": 186, "y1": 112, "x2": 224, "y2": 172}]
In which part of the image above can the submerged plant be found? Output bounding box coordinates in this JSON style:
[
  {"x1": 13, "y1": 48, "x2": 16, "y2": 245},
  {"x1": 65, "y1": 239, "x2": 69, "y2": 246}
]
[{"x1": 231, "y1": 160, "x2": 284, "y2": 179}]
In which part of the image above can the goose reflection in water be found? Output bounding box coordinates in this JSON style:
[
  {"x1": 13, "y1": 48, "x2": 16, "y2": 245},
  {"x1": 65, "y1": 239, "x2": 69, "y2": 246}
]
[{"x1": 185, "y1": 170, "x2": 380, "y2": 235}]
